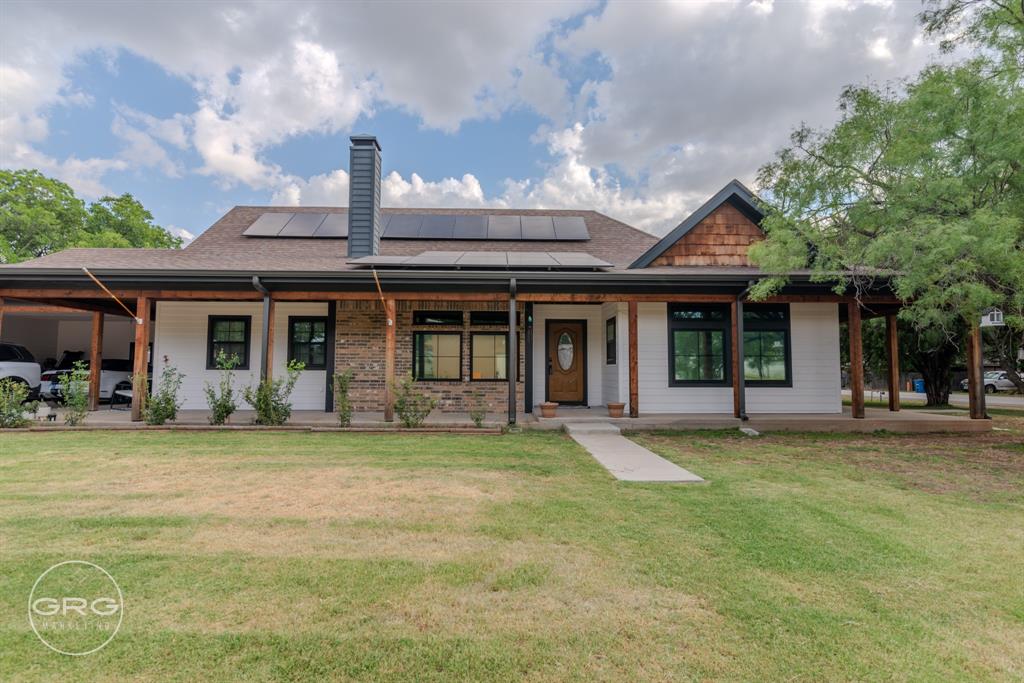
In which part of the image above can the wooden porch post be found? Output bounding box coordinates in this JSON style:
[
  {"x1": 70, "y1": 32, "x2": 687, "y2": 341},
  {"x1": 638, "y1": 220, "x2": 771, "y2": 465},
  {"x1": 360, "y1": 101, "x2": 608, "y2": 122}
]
[
  {"x1": 848, "y1": 301, "x2": 865, "y2": 419},
  {"x1": 0, "y1": 297, "x2": 4, "y2": 337},
  {"x1": 260, "y1": 296, "x2": 275, "y2": 381},
  {"x1": 966, "y1": 323, "x2": 988, "y2": 419},
  {"x1": 508, "y1": 279, "x2": 517, "y2": 425},
  {"x1": 731, "y1": 298, "x2": 748, "y2": 420},
  {"x1": 383, "y1": 298, "x2": 396, "y2": 422},
  {"x1": 628, "y1": 300, "x2": 639, "y2": 418},
  {"x1": 885, "y1": 314, "x2": 900, "y2": 412},
  {"x1": 88, "y1": 312, "x2": 104, "y2": 411},
  {"x1": 130, "y1": 297, "x2": 150, "y2": 422}
]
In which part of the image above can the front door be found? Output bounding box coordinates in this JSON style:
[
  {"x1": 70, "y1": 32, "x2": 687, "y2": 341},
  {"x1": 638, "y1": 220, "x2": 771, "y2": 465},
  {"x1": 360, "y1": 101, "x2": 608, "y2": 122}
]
[{"x1": 546, "y1": 320, "x2": 585, "y2": 404}]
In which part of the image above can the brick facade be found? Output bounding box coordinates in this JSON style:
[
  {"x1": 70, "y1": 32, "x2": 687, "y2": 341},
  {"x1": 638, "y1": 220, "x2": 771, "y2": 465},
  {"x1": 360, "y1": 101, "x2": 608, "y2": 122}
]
[{"x1": 334, "y1": 300, "x2": 525, "y2": 413}]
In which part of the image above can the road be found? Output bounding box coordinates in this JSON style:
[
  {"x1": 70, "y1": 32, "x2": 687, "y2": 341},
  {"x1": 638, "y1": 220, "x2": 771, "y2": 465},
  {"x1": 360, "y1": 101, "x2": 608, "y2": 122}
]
[{"x1": 842, "y1": 389, "x2": 1024, "y2": 409}]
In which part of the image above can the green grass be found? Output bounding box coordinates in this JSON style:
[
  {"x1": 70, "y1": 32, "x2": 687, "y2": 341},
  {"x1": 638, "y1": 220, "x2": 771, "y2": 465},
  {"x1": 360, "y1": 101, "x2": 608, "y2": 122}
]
[{"x1": 1, "y1": 426, "x2": 1022, "y2": 681}]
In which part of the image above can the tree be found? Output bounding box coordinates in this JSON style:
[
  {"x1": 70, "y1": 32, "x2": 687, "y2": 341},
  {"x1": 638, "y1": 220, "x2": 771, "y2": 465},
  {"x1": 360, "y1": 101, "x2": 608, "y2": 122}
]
[
  {"x1": 0, "y1": 169, "x2": 182, "y2": 262},
  {"x1": 748, "y1": 0, "x2": 1024, "y2": 402}
]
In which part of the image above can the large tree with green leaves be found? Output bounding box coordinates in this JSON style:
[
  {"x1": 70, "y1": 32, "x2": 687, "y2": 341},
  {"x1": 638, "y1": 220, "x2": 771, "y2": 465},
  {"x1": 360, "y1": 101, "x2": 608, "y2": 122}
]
[
  {"x1": 749, "y1": 0, "x2": 1024, "y2": 402},
  {"x1": 0, "y1": 169, "x2": 182, "y2": 262}
]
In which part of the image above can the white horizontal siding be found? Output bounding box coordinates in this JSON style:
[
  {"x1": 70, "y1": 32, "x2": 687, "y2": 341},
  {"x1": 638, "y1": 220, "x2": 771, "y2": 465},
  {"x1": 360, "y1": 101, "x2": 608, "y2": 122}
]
[
  {"x1": 530, "y1": 304, "x2": 604, "y2": 407},
  {"x1": 153, "y1": 301, "x2": 328, "y2": 411},
  {"x1": 600, "y1": 302, "x2": 623, "y2": 405},
  {"x1": 636, "y1": 302, "x2": 733, "y2": 413},
  {"x1": 746, "y1": 302, "x2": 841, "y2": 414}
]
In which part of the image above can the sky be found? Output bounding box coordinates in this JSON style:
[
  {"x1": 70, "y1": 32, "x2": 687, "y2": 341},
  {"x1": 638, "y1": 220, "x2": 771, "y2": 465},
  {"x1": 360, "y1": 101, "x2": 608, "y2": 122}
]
[{"x1": 0, "y1": 0, "x2": 946, "y2": 243}]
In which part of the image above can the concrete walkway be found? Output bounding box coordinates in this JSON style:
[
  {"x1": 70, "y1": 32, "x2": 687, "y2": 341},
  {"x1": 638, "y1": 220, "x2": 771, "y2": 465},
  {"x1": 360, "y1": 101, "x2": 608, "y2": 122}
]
[{"x1": 565, "y1": 423, "x2": 704, "y2": 483}]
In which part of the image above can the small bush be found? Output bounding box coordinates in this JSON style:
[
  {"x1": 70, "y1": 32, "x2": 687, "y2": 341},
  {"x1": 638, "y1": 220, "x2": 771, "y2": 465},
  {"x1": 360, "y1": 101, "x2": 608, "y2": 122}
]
[
  {"x1": 334, "y1": 369, "x2": 354, "y2": 427},
  {"x1": 59, "y1": 360, "x2": 90, "y2": 426},
  {"x1": 204, "y1": 350, "x2": 240, "y2": 425},
  {"x1": 0, "y1": 378, "x2": 30, "y2": 428},
  {"x1": 243, "y1": 360, "x2": 304, "y2": 426},
  {"x1": 468, "y1": 390, "x2": 488, "y2": 428},
  {"x1": 394, "y1": 374, "x2": 436, "y2": 428},
  {"x1": 144, "y1": 357, "x2": 184, "y2": 425}
]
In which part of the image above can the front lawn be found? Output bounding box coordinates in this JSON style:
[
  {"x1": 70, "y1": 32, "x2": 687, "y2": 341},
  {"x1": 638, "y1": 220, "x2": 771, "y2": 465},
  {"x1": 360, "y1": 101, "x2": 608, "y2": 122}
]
[{"x1": 1, "y1": 425, "x2": 1021, "y2": 681}]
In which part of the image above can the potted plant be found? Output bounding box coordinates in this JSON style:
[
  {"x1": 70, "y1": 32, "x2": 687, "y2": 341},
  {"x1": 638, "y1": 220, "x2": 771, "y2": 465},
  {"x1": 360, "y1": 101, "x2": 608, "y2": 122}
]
[
  {"x1": 606, "y1": 402, "x2": 625, "y2": 418},
  {"x1": 540, "y1": 401, "x2": 558, "y2": 418}
]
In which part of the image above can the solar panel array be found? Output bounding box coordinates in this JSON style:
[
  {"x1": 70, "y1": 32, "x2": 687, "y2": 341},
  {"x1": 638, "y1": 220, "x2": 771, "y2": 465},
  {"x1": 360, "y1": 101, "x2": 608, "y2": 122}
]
[
  {"x1": 242, "y1": 212, "x2": 590, "y2": 241},
  {"x1": 350, "y1": 251, "x2": 611, "y2": 270}
]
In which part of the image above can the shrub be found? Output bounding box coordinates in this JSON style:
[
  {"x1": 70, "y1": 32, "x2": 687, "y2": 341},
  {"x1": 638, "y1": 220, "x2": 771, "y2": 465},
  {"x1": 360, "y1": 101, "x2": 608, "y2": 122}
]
[
  {"x1": 144, "y1": 357, "x2": 184, "y2": 425},
  {"x1": 468, "y1": 390, "x2": 488, "y2": 428},
  {"x1": 333, "y1": 369, "x2": 354, "y2": 427},
  {"x1": 393, "y1": 373, "x2": 436, "y2": 428},
  {"x1": 243, "y1": 360, "x2": 304, "y2": 426},
  {"x1": 0, "y1": 378, "x2": 30, "y2": 428},
  {"x1": 204, "y1": 350, "x2": 241, "y2": 425},
  {"x1": 59, "y1": 360, "x2": 90, "y2": 426}
]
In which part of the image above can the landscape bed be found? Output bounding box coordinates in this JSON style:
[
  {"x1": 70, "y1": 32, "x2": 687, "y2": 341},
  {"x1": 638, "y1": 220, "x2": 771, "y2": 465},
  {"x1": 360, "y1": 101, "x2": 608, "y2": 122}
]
[{"x1": 1, "y1": 416, "x2": 1021, "y2": 681}]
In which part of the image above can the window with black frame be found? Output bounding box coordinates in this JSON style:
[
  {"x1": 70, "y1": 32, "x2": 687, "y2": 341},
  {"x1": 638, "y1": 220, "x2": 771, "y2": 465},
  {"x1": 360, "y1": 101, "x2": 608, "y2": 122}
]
[
  {"x1": 287, "y1": 317, "x2": 327, "y2": 369},
  {"x1": 413, "y1": 332, "x2": 461, "y2": 380},
  {"x1": 667, "y1": 305, "x2": 730, "y2": 385},
  {"x1": 605, "y1": 317, "x2": 616, "y2": 365},
  {"x1": 470, "y1": 333, "x2": 508, "y2": 380},
  {"x1": 207, "y1": 316, "x2": 251, "y2": 369},
  {"x1": 743, "y1": 304, "x2": 791, "y2": 385}
]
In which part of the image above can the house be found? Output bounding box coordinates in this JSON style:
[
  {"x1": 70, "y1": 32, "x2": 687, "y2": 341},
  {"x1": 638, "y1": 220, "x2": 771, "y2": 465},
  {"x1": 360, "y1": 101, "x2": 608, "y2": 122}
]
[{"x1": 1, "y1": 135, "x2": 974, "y2": 424}]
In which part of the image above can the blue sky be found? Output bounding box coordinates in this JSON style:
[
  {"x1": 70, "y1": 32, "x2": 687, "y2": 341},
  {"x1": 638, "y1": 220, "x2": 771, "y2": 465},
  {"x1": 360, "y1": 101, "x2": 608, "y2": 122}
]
[{"x1": 1, "y1": 1, "x2": 942, "y2": 241}]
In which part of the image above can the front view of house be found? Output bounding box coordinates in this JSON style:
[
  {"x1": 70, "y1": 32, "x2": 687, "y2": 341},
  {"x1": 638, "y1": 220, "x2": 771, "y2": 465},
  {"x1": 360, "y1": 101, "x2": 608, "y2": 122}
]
[{"x1": 1, "y1": 135, "x2": 910, "y2": 424}]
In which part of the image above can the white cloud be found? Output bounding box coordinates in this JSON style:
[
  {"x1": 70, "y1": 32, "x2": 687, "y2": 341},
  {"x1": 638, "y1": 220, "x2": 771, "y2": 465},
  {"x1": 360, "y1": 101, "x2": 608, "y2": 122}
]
[{"x1": 166, "y1": 225, "x2": 195, "y2": 244}]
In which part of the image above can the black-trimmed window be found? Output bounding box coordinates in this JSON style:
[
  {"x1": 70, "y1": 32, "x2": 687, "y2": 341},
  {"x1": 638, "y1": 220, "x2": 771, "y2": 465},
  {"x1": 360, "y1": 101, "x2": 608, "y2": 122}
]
[
  {"x1": 668, "y1": 305, "x2": 730, "y2": 386},
  {"x1": 413, "y1": 310, "x2": 463, "y2": 326},
  {"x1": 287, "y1": 317, "x2": 327, "y2": 370},
  {"x1": 470, "y1": 333, "x2": 508, "y2": 381},
  {"x1": 207, "y1": 316, "x2": 251, "y2": 370},
  {"x1": 470, "y1": 310, "x2": 516, "y2": 326},
  {"x1": 743, "y1": 304, "x2": 792, "y2": 386},
  {"x1": 413, "y1": 332, "x2": 461, "y2": 380},
  {"x1": 605, "y1": 317, "x2": 616, "y2": 365}
]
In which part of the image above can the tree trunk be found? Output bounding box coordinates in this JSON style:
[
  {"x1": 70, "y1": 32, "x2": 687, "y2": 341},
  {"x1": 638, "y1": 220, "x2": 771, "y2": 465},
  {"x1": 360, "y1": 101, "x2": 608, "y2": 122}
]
[{"x1": 906, "y1": 334, "x2": 958, "y2": 407}]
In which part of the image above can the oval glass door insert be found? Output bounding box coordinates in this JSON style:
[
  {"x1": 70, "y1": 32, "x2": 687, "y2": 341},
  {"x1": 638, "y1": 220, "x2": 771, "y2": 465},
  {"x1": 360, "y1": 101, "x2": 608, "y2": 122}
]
[{"x1": 557, "y1": 332, "x2": 574, "y2": 371}]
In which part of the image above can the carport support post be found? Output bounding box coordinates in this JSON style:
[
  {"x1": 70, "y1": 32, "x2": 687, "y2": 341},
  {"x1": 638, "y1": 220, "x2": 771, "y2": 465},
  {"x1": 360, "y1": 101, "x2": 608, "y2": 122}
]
[
  {"x1": 885, "y1": 314, "x2": 900, "y2": 412},
  {"x1": 383, "y1": 298, "x2": 396, "y2": 422},
  {"x1": 848, "y1": 301, "x2": 865, "y2": 419},
  {"x1": 130, "y1": 296, "x2": 150, "y2": 422},
  {"x1": 966, "y1": 323, "x2": 988, "y2": 419},
  {"x1": 88, "y1": 312, "x2": 104, "y2": 411},
  {"x1": 628, "y1": 300, "x2": 639, "y2": 418}
]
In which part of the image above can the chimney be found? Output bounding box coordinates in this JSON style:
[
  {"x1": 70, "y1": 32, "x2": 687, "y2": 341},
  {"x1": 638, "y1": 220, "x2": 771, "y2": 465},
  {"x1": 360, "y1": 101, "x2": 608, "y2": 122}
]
[{"x1": 347, "y1": 135, "x2": 382, "y2": 258}]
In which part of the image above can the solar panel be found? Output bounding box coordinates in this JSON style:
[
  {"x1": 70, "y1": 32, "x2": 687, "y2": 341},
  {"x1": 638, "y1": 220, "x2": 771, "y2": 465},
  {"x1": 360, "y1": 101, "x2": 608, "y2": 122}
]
[
  {"x1": 313, "y1": 212, "x2": 348, "y2": 237},
  {"x1": 453, "y1": 215, "x2": 488, "y2": 239},
  {"x1": 507, "y1": 251, "x2": 558, "y2": 267},
  {"x1": 243, "y1": 212, "x2": 294, "y2": 236},
  {"x1": 405, "y1": 251, "x2": 463, "y2": 266},
  {"x1": 548, "y1": 252, "x2": 611, "y2": 268},
  {"x1": 418, "y1": 214, "x2": 455, "y2": 239},
  {"x1": 278, "y1": 213, "x2": 327, "y2": 237},
  {"x1": 552, "y1": 216, "x2": 589, "y2": 240},
  {"x1": 487, "y1": 215, "x2": 522, "y2": 240},
  {"x1": 520, "y1": 216, "x2": 556, "y2": 240},
  {"x1": 383, "y1": 213, "x2": 422, "y2": 238},
  {"x1": 457, "y1": 252, "x2": 508, "y2": 267}
]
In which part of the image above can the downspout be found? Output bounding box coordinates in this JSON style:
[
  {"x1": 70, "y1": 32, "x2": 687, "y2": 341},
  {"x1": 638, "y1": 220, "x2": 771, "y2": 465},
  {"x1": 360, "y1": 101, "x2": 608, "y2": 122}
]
[
  {"x1": 735, "y1": 280, "x2": 756, "y2": 422},
  {"x1": 252, "y1": 275, "x2": 271, "y2": 381},
  {"x1": 524, "y1": 302, "x2": 533, "y2": 414},
  {"x1": 508, "y1": 278, "x2": 517, "y2": 425}
]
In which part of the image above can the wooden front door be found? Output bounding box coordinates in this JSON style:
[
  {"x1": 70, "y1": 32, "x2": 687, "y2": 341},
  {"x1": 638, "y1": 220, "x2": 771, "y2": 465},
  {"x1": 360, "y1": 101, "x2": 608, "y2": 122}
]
[{"x1": 546, "y1": 321, "x2": 586, "y2": 404}]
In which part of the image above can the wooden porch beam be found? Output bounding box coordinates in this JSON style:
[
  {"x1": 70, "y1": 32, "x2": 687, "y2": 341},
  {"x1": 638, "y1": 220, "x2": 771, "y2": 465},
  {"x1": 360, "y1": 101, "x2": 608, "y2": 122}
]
[
  {"x1": 848, "y1": 302, "x2": 865, "y2": 419},
  {"x1": 885, "y1": 314, "x2": 900, "y2": 412},
  {"x1": 966, "y1": 324, "x2": 988, "y2": 419},
  {"x1": 628, "y1": 300, "x2": 639, "y2": 418},
  {"x1": 9, "y1": 297, "x2": 129, "y2": 316},
  {"x1": 130, "y1": 297, "x2": 150, "y2": 422},
  {"x1": 383, "y1": 298, "x2": 396, "y2": 422},
  {"x1": 88, "y1": 312, "x2": 104, "y2": 411}
]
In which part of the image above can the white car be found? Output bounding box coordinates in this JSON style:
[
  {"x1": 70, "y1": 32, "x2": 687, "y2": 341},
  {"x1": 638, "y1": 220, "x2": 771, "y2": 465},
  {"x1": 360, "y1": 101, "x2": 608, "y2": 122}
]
[
  {"x1": 960, "y1": 370, "x2": 1018, "y2": 394},
  {"x1": 41, "y1": 352, "x2": 133, "y2": 402},
  {"x1": 0, "y1": 342, "x2": 42, "y2": 400}
]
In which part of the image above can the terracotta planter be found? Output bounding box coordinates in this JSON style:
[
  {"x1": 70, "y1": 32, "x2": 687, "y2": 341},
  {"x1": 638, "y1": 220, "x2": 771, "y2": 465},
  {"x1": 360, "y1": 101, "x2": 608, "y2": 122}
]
[
  {"x1": 540, "y1": 402, "x2": 559, "y2": 418},
  {"x1": 606, "y1": 402, "x2": 625, "y2": 418}
]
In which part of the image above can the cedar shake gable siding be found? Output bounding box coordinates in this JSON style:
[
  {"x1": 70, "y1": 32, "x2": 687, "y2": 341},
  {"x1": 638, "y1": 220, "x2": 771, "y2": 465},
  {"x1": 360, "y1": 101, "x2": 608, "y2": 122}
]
[{"x1": 649, "y1": 203, "x2": 763, "y2": 267}]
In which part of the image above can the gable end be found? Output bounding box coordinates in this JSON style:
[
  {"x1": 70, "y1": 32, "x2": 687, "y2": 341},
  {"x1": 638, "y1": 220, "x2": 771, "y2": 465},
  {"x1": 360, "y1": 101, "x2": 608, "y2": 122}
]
[{"x1": 650, "y1": 198, "x2": 763, "y2": 267}]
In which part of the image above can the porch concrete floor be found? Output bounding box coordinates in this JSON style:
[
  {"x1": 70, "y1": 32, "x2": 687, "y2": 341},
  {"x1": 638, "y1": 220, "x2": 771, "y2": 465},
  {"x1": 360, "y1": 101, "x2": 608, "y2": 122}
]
[{"x1": 528, "y1": 405, "x2": 992, "y2": 433}]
